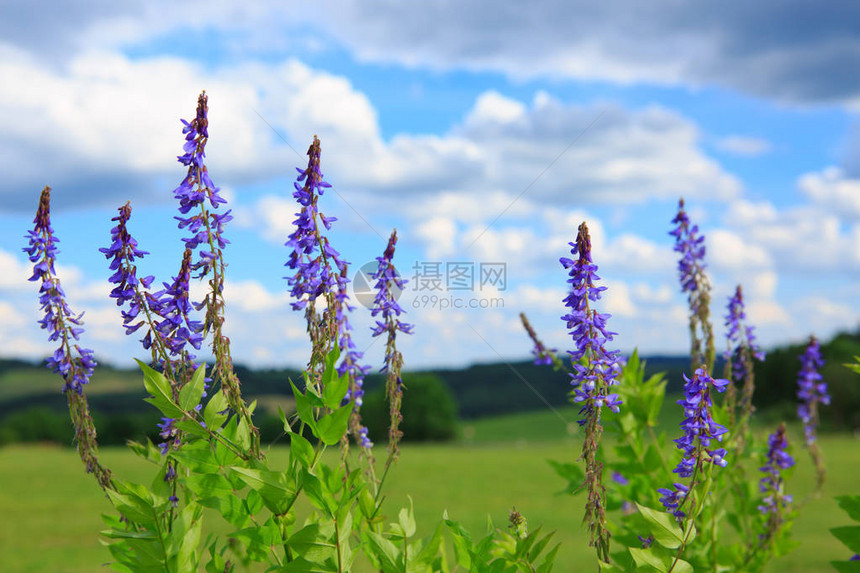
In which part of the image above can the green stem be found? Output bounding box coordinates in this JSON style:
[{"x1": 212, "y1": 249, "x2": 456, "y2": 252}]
[
  {"x1": 668, "y1": 461, "x2": 714, "y2": 573},
  {"x1": 334, "y1": 518, "x2": 344, "y2": 573}
]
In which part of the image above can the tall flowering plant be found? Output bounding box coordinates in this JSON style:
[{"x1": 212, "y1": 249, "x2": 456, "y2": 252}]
[
  {"x1": 722, "y1": 285, "x2": 765, "y2": 441},
  {"x1": 670, "y1": 198, "x2": 714, "y2": 372},
  {"x1": 560, "y1": 221, "x2": 621, "y2": 562},
  {"x1": 27, "y1": 92, "x2": 558, "y2": 573},
  {"x1": 797, "y1": 335, "x2": 829, "y2": 491},
  {"x1": 25, "y1": 187, "x2": 112, "y2": 491},
  {"x1": 532, "y1": 199, "x2": 829, "y2": 572}
]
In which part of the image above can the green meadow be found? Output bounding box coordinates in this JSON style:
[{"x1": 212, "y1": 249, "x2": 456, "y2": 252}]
[{"x1": 1, "y1": 409, "x2": 858, "y2": 572}]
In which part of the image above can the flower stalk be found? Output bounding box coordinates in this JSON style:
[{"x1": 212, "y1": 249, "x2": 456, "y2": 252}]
[
  {"x1": 25, "y1": 186, "x2": 112, "y2": 491},
  {"x1": 670, "y1": 199, "x2": 714, "y2": 372},
  {"x1": 560, "y1": 222, "x2": 621, "y2": 563}
]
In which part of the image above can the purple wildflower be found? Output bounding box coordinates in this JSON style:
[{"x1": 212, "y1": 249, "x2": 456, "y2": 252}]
[
  {"x1": 371, "y1": 230, "x2": 412, "y2": 458},
  {"x1": 724, "y1": 285, "x2": 765, "y2": 385},
  {"x1": 758, "y1": 423, "x2": 794, "y2": 515},
  {"x1": 673, "y1": 367, "x2": 730, "y2": 476},
  {"x1": 334, "y1": 266, "x2": 371, "y2": 407},
  {"x1": 25, "y1": 187, "x2": 97, "y2": 395},
  {"x1": 358, "y1": 426, "x2": 373, "y2": 449},
  {"x1": 797, "y1": 335, "x2": 828, "y2": 445},
  {"x1": 670, "y1": 198, "x2": 714, "y2": 370},
  {"x1": 284, "y1": 136, "x2": 345, "y2": 313},
  {"x1": 157, "y1": 417, "x2": 179, "y2": 455},
  {"x1": 173, "y1": 91, "x2": 230, "y2": 278},
  {"x1": 612, "y1": 471, "x2": 629, "y2": 486},
  {"x1": 371, "y1": 230, "x2": 413, "y2": 345},
  {"x1": 99, "y1": 202, "x2": 156, "y2": 337},
  {"x1": 25, "y1": 187, "x2": 112, "y2": 490},
  {"x1": 659, "y1": 368, "x2": 730, "y2": 519},
  {"x1": 332, "y1": 266, "x2": 377, "y2": 453},
  {"x1": 560, "y1": 222, "x2": 622, "y2": 423},
  {"x1": 559, "y1": 222, "x2": 619, "y2": 562},
  {"x1": 150, "y1": 249, "x2": 204, "y2": 358},
  {"x1": 657, "y1": 483, "x2": 690, "y2": 519}
]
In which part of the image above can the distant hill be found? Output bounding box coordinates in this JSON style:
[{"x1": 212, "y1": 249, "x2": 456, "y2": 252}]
[
  {"x1": 2, "y1": 329, "x2": 857, "y2": 431},
  {"x1": 0, "y1": 353, "x2": 692, "y2": 420}
]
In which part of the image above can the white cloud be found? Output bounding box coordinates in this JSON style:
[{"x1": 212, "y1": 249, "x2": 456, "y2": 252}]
[
  {"x1": 0, "y1": 249, "x2": 33, "y2": 291},
  {"x1": 798, "y1": 167, "x2": 860, "y2": 220},
  {"x1": 415, "y1": 216, "x2": 459, "y2": 259},
  {"x1": 715, "y1": 135, "x2": 772, "y2": 157},
  {"x1": 0, "y1": 50, "x2": 380, "y2": 210},
  {"x1": 745, "y1": 298, "x2": 790, "y2": 328},
  {"x1": 721, "y1": 196, "x2": 859, "y2": 276},
  {"x1": 225, "y1": 279, "x2": 290, "y2": 313},
  {"x1": 466, "y1": 91, "x2": 528, "y2": 125},
  {"x1": 603, "y1": 282, "x2": 637, "y2": 317},
  {"x1": 1, "y1": 42, "x2": 742, "y2": 216},
  {"x1": 709, "y1": 229, "x2": 772, "y2": 270}
]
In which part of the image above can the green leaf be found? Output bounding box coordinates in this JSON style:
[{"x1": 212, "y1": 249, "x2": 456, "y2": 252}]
[
  {"x1": 291, "y1": 379, "x2": 317, "y2": 429},
  {"x1": 832, "y1": 561, "x2": 860, "y2": 573},
  {"x1": 365, "y1": 531, "x2": 401, "y2": 573},
  {"x1": 359, "y1": 488, "x2": 376, "y2": 519},
  {"x1": 203, "y1": 389, "x2": 229, "y2": 430},
  {"x1": 106, "y1": 487, "x2": 156, "y2": 526},
  {"x1": 230, "y1": 467, "x2": 295, "y2": 514},
  {"x1": 538, "y1": 543, "x2": 561, "y2": 573},
  {"x1": 235, "y1": 416, "x2": 251, "y2": 450},
  {"x1": 290, "y1": 432, "x2": 315, "y2": 468},
  {"x1": 322, "y1": 345, "x2": 341, "y2": 386},
  {"x1": 199, "y1": 493, "x2": 249, "y2": 529},
  {"x1": 137, "y1": 359, "x2": 184, "y2": 418},
  {"x1": 301, "y1": 469, "x2": 337, "y2": 516},
  {"x1": 837, "y1": 496, "x2": 860, "y2": 522},
  {"x1": 596, "y1": 560, "x2": 624, "y2": 572},
  {"x1": 170, "y1": 442, "x2": 220, "y2": 473},
  {"x1": 629, "y1": 547, "x2": 667, "y2": 572},
  {"x1": 321, "y1": 347, "x2": 351, "y2": 410},
  {"x1": 322, "y1": 372, "x2": 350, "y2": 411},
  {"x1": 398, "y1": 497, "x2": 417, "y2": 538},
  {"x1": 636, "y1": 503, "x2": 685, "y2": 549},
  {"x1": 244, "y1": 488, "x2": 264, "y2": 516},
  {"x1": 414, "y1": 521, "x2": 446, "y2": 567},
  {"x1": 288, "y1": 523, "x2": 337, "y2": 565},
  {"x1": 832, "y1": 526, "x2": 860, "y2": 554},
  {"x1": 166, "y1": 502, "x2": 203, "y2": 572},
  {"x1": 444, "y1": 518, "x2": 473, "y2": 569},
  {"x1": 185, "y1": 473, "x2": 233, "y2": 499},
  {"x1": 316, "y1": 404, "x2": 352, "y2": 446},
  {"x1": 174, "y1": 419, "x2": 208, "y2": 438},
  {"x1": 100, "y1": 529, "x2": 159, "y2": 540},
  {"x1": 230, "y1": 518, "x2": 282, "y2": 562},
  {"x1": 126, "y1": 438, "x2": 163, "y2": 463},
  {"x1": 178, "y1": 364, "x2": 207, "y2": 411}
]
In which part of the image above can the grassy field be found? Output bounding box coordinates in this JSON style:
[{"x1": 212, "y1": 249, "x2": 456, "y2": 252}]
[{"x1": 1, "y1": 412, "x2": 859, "y2": 572}]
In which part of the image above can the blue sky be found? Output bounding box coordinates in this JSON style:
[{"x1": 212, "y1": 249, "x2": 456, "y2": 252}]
[{"x1": 1, "y1": 1, "x2": 859, "y2": 370}]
